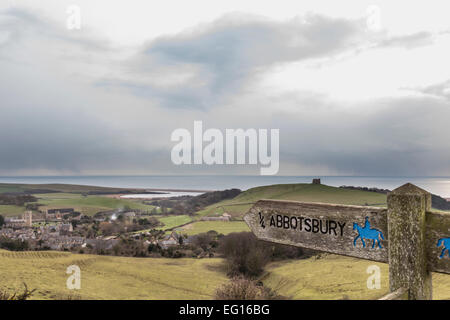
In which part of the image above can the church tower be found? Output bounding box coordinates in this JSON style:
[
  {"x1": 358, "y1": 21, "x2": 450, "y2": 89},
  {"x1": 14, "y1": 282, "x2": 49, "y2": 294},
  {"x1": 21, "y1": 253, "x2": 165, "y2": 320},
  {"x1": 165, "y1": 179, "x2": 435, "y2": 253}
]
[{"x1": 23, "y1": 211, "x2": 33, "y2": 227}]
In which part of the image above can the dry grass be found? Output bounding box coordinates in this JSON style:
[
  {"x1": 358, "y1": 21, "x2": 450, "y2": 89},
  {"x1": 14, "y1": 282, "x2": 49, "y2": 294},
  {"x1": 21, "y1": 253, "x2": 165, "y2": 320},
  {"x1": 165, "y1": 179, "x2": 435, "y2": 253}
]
[
  {"x1": 1, "y1": 250, "x2": 448, "y2": 300},
  {"x1": 263, "y1": 254, "x2": 450, "y2": 300},
  {"x1": 0, "y1": 250, "x2": 227, "y2": 300}
]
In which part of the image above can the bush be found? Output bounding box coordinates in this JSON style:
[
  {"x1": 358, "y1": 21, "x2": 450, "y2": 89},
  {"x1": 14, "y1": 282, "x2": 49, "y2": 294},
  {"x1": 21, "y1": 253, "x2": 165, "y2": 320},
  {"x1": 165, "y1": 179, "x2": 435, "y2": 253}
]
[
  {"x1": 192, "y1": 233, "x2": 214, "y2": 250},
  {"x1": 0, "y1": 283, "x2": 35, "y2": 300},
  {"x1": 0, "y1": 237, "x2": 29, "y2": 251},
  {"x1": 214, "y1": 278, "x2": 283, "y2": 300},
  {"x1": 218, "y1": 232, "x2": 271, "y2": 278},
  {"x1": 218, "y1": 232, "x2": 316, "y2": 278},
  {"x1": 270, "y1": 243, "x2": 313, "y2": 261},
  {"x1": 0, "y1": 194, "x2": 37, "y2": 206}
]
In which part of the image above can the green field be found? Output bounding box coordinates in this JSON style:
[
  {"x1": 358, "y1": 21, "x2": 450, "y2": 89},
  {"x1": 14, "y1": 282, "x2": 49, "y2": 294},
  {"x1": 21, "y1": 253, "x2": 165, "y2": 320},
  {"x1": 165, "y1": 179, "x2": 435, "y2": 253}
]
[
  {"x1": 196, "y1": 184, "x2": 388, "y2": 219},
  {"x1": 36, "y1": 193, "x2": 153, "y2": 216},
  {"x1": 0, "y1": 182, "x2": 390, "y2": 219},
  {"x1": 176, "y1": 221, "x2": 250, "y2": 235},
  {"x1": 0, "y1": 205, "x2": 29, "y2": 217},
  {"x1": 156, "y1": 215, "x2": 193, "y2": 231},
  {"x1": 0, "y1": 183, "x2": 155, "y2": 217},
  {"x1": 1, "y1": 250, "x2": 449, "y2": 300}
]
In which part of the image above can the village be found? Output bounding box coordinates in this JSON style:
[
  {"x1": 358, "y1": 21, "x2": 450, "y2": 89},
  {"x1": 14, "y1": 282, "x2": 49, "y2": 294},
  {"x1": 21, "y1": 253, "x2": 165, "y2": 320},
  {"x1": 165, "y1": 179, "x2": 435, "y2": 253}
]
[{"x1": 0, "y1": 208, "x2": 202, "y2": 253}]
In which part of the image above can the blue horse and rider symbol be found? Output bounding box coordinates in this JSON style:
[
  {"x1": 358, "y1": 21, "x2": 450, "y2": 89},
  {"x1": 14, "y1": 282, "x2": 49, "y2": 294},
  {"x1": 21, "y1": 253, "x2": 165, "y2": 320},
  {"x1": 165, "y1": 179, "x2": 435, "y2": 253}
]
[
  {"x1": 437, "y1": 237, "x2": 450, "y2": 259},
  {"x1": 353, "y1": 217, "x2": 384, "y2": 249}
]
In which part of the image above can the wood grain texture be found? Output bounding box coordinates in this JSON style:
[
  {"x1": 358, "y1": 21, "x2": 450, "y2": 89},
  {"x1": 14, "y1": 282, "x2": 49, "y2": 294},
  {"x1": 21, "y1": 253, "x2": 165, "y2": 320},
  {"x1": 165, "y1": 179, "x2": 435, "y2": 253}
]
[
  {"x1": 387, "y1": 184, "x2": 432, "y2": 300},
  {"x1": 378, "y1": 287, "x2": 408, "y2": 300},
  {"x1": 244, "y1": 199, "x2": 450, "y2": 275},
  {"x1": 244, "y1": 199, "x2": 388, "y2": 262}
]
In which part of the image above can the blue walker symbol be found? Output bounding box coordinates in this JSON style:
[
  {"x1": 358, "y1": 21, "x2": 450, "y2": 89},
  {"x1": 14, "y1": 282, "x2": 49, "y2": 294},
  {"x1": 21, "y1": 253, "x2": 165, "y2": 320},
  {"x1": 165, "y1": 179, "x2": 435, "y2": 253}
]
[
  {"x1": 437, "y1": 238, "x2": 450, "y2": 259},
  {"x1": 353, "y1": 217, "x2": 384, "y2": 249}
]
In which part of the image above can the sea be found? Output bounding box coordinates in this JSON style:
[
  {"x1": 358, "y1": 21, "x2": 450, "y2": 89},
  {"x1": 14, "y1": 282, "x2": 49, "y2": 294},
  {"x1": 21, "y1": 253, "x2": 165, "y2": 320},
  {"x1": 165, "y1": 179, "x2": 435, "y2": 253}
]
[{"x1": 0, "y1": 176, "x2": 450, "y2": 198}]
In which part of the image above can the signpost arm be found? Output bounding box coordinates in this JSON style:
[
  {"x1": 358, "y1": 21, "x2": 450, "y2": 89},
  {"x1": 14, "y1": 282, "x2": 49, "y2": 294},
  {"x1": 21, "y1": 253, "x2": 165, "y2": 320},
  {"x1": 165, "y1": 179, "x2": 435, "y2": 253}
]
[{"x1": 387, "y1": 183, "x2": 432, "y2": 300}]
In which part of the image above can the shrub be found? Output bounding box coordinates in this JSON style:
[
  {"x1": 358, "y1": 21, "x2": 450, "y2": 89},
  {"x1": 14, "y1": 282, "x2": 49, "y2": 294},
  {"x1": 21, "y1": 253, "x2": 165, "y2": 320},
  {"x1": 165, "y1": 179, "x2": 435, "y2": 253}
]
[
  {"x1": 218, "y1": 232, "x2": 271, "y2": 278},
  {"x1": 215, "y1": 278, "x2": 283, "y2": 300},
  {"x1": 0, "y1": 283, "x2": 35, "y2": 300},
  {"x1": 218, "y1": 232, "x2": 317, "y2": 278},
  {"x1": 0, "y1": 237, "x2": 29, "y2": 251}
]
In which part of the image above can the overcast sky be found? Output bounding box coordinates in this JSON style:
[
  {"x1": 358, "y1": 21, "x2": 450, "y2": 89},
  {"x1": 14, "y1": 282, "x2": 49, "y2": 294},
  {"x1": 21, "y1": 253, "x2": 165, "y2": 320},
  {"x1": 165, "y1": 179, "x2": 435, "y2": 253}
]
[{"x1": 1, "y1": 0, "x2": 450, "y2": 176}]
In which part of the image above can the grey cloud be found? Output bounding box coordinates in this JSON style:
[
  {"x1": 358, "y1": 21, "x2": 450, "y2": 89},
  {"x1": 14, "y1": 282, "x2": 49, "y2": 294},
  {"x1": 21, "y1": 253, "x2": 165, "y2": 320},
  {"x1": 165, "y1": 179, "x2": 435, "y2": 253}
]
[
  {"x1": 101, "y1": 13, "x2": 364, "y2": 109},
  {"x1": 0, "y1": 8, "x2": 110, "y2": 57},
  {"x1": 0, "y1": 8, "x2": 165, "y2": 175},
  {"x1": 275, "y1": 95, "x2": 450, "y2": 176},
  {"x1": 377, "y1": 31, "x2": 434, "y2": 49},
  {"x1": 2, "y1": 8, "x2": 450, "y2": 177},
  {"x1": 417, "y1": 80, "x2": 450, "y2": 100},
  {"x1": 104, "y1": 14, "x2": 442, "y2": 111}
]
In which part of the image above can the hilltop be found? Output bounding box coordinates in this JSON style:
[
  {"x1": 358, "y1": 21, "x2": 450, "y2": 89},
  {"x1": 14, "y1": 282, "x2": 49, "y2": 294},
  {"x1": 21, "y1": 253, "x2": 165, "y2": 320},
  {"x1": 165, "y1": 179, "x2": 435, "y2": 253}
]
[
  {"x1": 0, "y1": 183, "x2": 149, "y2": 195},
  {"x1": 195, "y1": 183, "x2": 388, "y2": 219}
]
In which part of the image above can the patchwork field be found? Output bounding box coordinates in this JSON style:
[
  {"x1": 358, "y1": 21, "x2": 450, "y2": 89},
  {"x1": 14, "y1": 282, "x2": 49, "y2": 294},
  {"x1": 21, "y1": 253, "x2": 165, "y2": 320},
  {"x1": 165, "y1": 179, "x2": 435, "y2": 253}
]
[
  {"x1": 36, "y1": 193, "x2": 153, "y2": 216},
  {"x1": 0, "y1": 192, "x2": 155, "y2": 217},
  {"x1": 0, "y1": 183, "x2": 154, "y2": 217},
  {"x1": 156, "y1": 215, "x2": 193, "y2": 231}
]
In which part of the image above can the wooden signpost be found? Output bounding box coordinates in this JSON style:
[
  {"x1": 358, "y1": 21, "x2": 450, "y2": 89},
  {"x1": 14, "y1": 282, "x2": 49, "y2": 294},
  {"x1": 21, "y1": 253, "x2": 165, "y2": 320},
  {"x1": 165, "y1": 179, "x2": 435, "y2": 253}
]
[{"x1": 244, "y1": 183, "x2": 450, "y2": 300}]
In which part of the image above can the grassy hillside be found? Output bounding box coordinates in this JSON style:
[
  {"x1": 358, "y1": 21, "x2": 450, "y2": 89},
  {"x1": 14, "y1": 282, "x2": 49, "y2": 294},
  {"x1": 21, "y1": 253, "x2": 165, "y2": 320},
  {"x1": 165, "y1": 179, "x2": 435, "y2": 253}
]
[
  {"x1": 263, "y1": 254, "x2": 450, "y2": 300},
  {"x1": 197, "y1": 183, "x2": 388, "y2": 219},
  {"x1": 36, "y1": 193, "x2": 153, "y2": 216},
  {"x1": 0, "y1": 250, "x2": 227, "y2": 300},
  {"x1": 0, "y1": 183, "x2": 156, "y2": 217},
  {"x1": 0, "y1": 192, "x2": 155, "y2": 217},
  {"x1": 1, "y1": 250, "x2": 449, "y2": 300},
  {"x1": 0, "y1": 183, "x2": 144, "y2": 194},
  {"x1": 0, "y1": 204, "x2": 28, "y2": 216},
  {"x1": 0, "y1": 182, "x2": 388, "y2": 219},
  {"x1": 156, "y1": 215, "x2": 193, "y2": 231}
]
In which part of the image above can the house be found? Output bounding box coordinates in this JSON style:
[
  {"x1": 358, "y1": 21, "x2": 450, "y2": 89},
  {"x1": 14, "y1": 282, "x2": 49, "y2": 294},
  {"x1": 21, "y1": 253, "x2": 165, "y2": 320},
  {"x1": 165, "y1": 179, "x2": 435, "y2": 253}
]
[
  {"x1": 45, "y1": 208, "x2": 75, "y2": 221},
  {"x1": 59, "y1": 223, "x2": 73, "y2": 235},
  {"x1": 200, "y1": 213, "x2": 231, "y2": 222},
  {"x1": 4, "y1": 211, "x2": 33, "y2": 228},
  {"x1": 123, "y1": 212, "x2": 136, "y2": 218},
  {"x1": 40, "y1": 234, "x2": 85, "y2": 250},
  {"x1": 159, "y1": 239, "x2": 178, "y2": 249},
  {"x1": 123, "y1": 211, "x2": 136, "y2": 224},
  {"x1": 158, "y1": 231, "x2": 182, "y2": 249},
  {"x1": 85, "y1": 238, "x2": 119, "y2": 250}
]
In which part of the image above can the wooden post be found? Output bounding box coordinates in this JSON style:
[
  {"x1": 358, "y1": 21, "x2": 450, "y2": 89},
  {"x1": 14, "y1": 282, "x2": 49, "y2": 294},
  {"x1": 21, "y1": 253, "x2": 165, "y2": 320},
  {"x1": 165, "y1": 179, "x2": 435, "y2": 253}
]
[{"x1": 387, "y1": 183, "x2": 432, "y2": 300}]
